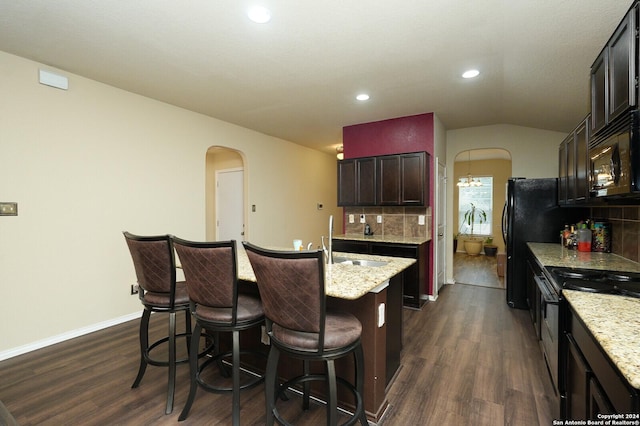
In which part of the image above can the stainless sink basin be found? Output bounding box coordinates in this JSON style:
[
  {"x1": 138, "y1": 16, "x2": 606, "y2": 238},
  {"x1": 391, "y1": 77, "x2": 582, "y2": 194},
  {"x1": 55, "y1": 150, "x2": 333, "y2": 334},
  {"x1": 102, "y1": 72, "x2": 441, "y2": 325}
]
[{"x1": 334, "y1": 257, "x2": 388, "y2": 267}]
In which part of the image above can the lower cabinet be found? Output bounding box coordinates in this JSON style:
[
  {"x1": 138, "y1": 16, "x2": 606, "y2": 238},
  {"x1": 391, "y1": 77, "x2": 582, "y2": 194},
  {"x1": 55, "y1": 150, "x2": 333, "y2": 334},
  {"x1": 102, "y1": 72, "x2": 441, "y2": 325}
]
[
  {"x1": 564, "y1": 307, "x2": 638, "y2": 419},
  {"x1": 333, "y1": 238, "x2": 428, "y2": 308}
]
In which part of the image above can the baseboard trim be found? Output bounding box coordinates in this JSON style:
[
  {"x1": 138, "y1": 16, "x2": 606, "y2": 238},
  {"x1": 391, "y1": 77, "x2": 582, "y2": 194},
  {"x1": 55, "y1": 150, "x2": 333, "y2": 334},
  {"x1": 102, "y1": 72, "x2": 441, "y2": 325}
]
[{"x1": 0, "y1": 312, "x2": 140, "y2": 362}]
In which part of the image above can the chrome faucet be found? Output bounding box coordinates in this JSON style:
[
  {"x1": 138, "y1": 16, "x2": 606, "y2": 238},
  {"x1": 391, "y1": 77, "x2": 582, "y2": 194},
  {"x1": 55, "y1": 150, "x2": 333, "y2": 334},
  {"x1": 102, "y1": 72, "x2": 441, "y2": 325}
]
[{"x1": 322, "y1": 215, "x2": 334, "y2": 264}]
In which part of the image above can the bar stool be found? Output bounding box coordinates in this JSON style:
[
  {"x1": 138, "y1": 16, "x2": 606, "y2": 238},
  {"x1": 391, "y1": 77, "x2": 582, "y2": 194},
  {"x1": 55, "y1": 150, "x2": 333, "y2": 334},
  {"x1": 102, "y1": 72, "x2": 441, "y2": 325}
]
[
  {"x1": 123, "y1": 232, "x2": 192, "y2": 415},
  {"x1": 173, "y1": 238, "x2": 265, "y2": 425},
  {"x1": 243, "y1": 242, "x2": 368, "y2": 426}
]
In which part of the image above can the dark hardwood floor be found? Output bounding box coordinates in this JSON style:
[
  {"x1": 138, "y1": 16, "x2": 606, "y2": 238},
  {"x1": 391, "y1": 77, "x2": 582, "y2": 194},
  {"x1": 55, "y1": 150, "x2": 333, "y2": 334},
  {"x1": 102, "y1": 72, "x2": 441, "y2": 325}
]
[
  {"x1": 453, "y1": 252, "x2": 505, "y2": 289},
  {"x1": 0, "y1": 284, "x2": 555, "y2": 425}
]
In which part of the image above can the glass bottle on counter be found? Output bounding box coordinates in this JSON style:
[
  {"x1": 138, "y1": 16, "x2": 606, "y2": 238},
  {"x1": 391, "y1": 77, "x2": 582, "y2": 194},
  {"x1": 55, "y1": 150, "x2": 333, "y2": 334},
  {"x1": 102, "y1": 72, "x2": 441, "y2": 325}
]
[
  {"x1": 562, "y1": 225, "x2": 571, "y2": 247},
  {"x1": 566, "y1": 225, "x2": 577, "y2": 250}
]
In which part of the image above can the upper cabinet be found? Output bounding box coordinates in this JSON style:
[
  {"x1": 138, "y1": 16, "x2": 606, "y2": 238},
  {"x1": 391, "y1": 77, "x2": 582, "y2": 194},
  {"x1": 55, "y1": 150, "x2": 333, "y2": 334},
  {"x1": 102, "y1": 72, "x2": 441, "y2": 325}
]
[
  {"x1": 377, "y1": 152, "x2": 428, "y2": 205},
  {"x1": 559, "y1": 116, "x2": 590, "y2": 205},
  {"x1": 337, "y1": 157, "x2": 377, "y2": 206},
  {"x1": 338, "y1": 152, "x2": 429, "y2": 207},
  {"x1": 591, "y1": 3, "x2": 638, "y2": 135}
]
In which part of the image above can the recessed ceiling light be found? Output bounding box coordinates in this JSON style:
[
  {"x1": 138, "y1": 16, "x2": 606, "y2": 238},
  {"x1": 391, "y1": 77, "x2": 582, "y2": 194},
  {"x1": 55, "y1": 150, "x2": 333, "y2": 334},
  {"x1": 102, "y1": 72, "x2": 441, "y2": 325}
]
[
  {"x1": 248, "y1": 6, "x2": 271, "y2": 23},
  {"x1": 356, "y1": 94, "x2": 370, "y2": 101},
  {"x1": 462, "y1": 69, "x2": 480, "y2": 79}
]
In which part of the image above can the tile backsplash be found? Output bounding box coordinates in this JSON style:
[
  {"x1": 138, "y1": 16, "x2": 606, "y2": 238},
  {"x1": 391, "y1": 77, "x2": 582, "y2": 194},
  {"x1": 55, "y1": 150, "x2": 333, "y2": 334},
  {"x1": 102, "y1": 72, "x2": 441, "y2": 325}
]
[
  {"x1": 591, "y1": 205, "x2": 640, "y2": 263},
  {"x1": 342, "y1": 206, "x2": 432, "y2": 240}
]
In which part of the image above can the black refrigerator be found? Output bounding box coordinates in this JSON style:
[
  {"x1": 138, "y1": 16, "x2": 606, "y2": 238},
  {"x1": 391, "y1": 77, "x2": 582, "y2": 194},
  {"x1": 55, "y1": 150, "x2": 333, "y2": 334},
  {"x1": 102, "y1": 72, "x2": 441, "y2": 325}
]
[{"x1": 502, "y1": 178, "x2": 586, "y2": 309}]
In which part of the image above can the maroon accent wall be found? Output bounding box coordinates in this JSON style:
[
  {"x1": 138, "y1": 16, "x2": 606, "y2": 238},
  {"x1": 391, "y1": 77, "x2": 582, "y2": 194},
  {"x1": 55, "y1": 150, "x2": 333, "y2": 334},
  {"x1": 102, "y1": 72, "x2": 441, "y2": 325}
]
[
  {"x1": 342, "y1": 112, "x2": 436, "y2": 296},
  {"x1": 342, "y1": 113, "x2": 434, "y2": 158}
]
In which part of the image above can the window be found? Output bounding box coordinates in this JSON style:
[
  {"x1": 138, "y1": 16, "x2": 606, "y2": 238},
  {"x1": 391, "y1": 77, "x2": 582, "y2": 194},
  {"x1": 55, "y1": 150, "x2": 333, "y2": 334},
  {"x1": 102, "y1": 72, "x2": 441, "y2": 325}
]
[{"x1": 458, "y1": 176, "x2": 493, "y2": 235}]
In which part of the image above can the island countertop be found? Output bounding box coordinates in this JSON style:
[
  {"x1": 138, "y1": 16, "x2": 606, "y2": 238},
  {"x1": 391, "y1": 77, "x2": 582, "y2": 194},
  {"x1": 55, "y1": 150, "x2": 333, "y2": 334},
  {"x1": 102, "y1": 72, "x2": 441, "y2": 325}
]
[
  {"x1": 236, "y1": 247, "x2": 416, "y2": 300},
  {"x1": 333, "y1": 233, "x2": 430, "y2": 245},
  {"x1": 563, "y1": 290, "x2": 640, "y2": 390},
  {"x1": 527, "y1": 242, "x2": 640, "y2": 272}
]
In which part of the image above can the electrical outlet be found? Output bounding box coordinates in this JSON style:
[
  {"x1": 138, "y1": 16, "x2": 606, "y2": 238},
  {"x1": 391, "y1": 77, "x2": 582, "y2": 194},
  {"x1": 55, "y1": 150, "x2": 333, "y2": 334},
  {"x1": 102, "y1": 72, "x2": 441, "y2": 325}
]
[
  {"x1": 130, "y1": 284, "x2": 139, "y2": 295},
  {"x1": 377, "y1": 215, "x2": 382, "y2": 223},
  {"x1": 360, "y1": 214, "x2": 366, "y2": 224},
  {"x1": 349, "y1": 214, "x2": 355, "y2": 223}
]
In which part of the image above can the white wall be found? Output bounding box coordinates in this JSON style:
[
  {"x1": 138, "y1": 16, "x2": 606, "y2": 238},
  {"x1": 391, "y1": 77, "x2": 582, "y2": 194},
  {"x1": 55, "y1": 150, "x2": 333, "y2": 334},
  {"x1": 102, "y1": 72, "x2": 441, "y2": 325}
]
[
  {"x1": 444, "y1": 124, "x2": 569, "y2": 283},
  {"x1": 0, "y1": 51, "x2": 340, "y2": 357}
]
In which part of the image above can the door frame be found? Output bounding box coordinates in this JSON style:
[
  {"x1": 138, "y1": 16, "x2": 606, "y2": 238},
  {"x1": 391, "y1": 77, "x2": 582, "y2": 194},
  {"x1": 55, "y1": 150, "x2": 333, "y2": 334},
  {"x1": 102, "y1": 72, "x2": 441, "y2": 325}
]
[{"x1": 432, "y1": 157, "x2": 447, "y2": 300}]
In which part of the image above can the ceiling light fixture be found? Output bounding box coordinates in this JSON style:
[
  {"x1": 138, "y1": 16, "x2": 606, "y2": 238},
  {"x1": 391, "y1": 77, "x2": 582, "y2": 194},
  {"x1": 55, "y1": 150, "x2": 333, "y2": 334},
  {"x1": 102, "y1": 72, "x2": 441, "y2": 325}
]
[
  {"x1": 248, "y1": 6, "x2": 271, "y2": 23},
  {"x1": 336, "y1": 145, "x2": 344, "y2": 160},
  {"x1": 457, "y1": 150, "x2": 483, "y2": 187},
  {"x1": 462, "y1": 69, "x2": 480, "y2": 79},
  {"x1": 356, "y1": 94, "x2": 370, "y2": 101}
]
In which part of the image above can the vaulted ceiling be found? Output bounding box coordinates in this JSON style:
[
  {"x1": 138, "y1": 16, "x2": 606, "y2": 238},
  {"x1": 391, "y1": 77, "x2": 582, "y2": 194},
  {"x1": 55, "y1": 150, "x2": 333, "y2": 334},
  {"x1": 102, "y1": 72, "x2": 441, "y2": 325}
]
[{"x1": 0, "y1": 1, "x2": 631, "y2": 154}]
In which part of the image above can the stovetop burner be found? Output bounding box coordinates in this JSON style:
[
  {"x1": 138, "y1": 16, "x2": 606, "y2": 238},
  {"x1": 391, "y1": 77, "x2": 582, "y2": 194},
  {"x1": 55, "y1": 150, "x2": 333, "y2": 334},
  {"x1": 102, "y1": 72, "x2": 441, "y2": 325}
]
[
  {"x1": 547, "y1": 267, "x2": 640, "y2": 299},
  {"x1": 605, "y1": 271, "x2": 640, "y2": 282},
  {"x1": 550, "y1": 268, "x2": 604, "y2": 280},
  {"x1": 615, "y1": 282, "x2": 640, "y2": 298},
  {"x1": 563, "y1": 279, "x2": 617, "y2": 293}
]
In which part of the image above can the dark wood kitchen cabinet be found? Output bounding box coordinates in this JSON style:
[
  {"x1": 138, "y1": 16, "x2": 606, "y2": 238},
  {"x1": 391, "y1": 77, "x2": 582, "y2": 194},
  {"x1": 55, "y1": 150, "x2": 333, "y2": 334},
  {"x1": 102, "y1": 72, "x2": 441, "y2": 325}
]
[
  {"x1": 558, "y1": 115, "x2": 589, "y2": 205},
  {"x1": 591, "y1": 2, "x2": 637, "y2": 135},
  {"x1": 338, "y1": 152, "x2": 429, "y2": 207},
  {"x1": 332, "y1": 238, "x2": 427, "y2": 308},
  {"x1": 565, "y1": 333, "x2": 591, "y2": 420},
  {"x1": 337, "y1": 157, "x2": 376, "y2": 206},
  {"x1": 564, "y1": 306, "x2": 639, "y2": 419},
  {"x1": 377, "y1": 152, "x2": 428, "y2": 206},
  {"x1": 559, "y1": 140, "x2": 567, "y2": 205}
]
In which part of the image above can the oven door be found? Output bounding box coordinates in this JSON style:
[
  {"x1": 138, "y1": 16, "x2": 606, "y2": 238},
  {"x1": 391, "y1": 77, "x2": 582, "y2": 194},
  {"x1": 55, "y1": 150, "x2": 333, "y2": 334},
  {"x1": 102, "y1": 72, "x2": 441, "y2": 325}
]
[{"x1": 536, "y1": 274, "x2": 560, "y2": 391}]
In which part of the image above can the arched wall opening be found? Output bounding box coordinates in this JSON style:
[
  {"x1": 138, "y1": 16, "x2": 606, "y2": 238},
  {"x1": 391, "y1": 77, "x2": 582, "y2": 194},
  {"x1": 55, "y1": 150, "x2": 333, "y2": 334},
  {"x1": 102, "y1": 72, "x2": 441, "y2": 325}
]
[
  {"x1": 205, "y1": 146, "x2": 247, "y2": 241},
  {"x1": 453, "y1": 148, "x2": 512, "y2": 254}
]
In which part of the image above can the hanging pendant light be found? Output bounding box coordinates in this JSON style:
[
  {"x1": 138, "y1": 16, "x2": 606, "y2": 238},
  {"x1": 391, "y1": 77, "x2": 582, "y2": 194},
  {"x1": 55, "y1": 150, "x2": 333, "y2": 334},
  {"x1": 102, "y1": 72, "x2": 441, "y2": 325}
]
[{"x1": 457, "y1": 150, "x2": 482, "y2": 187}]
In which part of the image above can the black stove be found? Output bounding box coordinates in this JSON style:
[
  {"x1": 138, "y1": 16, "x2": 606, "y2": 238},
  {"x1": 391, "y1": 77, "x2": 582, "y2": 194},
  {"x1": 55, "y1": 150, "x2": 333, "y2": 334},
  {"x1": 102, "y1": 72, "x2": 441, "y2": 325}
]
[{"x1": 546, "y1": 267, "x2": 640, "y2": 298}]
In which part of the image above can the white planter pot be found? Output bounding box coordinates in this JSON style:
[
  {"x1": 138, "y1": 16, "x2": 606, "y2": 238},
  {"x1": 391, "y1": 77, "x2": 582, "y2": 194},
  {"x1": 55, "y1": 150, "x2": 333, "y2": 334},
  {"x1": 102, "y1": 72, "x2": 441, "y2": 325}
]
[{"x1": 463, "y1": 238, "x2": 483, "y2": 256}]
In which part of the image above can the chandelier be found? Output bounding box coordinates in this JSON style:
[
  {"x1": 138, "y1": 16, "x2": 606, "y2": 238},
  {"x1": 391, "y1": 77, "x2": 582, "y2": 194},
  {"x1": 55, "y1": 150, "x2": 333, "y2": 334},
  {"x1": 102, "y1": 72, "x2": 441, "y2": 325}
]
[{"x1": 457, "y1": 150, "x2": 483, "y2": 187}]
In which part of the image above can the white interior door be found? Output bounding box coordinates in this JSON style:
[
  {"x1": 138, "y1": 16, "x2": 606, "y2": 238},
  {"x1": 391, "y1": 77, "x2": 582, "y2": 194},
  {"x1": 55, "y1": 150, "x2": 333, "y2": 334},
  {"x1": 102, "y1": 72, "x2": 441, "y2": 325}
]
[
  {"x1": 435, "y1": 158, "x2": 447, "y2": 294},
  {"x1": 216, "y1": 168, "x2": 244, "y2": 241}
]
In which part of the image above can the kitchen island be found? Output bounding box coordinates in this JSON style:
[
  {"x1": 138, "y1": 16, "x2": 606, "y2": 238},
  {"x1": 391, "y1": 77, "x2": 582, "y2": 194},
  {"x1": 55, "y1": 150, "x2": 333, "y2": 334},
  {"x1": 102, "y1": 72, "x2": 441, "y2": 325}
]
[
  {"x1": 332, "y1": 233, "x2": 429, "y2": 308},
  {"x1": 235, "y1": 246, "x2": 416, "y2": 423}
]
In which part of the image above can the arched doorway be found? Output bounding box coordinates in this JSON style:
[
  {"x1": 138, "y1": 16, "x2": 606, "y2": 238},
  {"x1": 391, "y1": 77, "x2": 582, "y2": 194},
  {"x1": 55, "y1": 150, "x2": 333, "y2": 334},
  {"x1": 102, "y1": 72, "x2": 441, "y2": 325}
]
[
  {"x1": 453, "y1": 148, "x2": 511, "y2": 288},
  {"x1": 205, "y1": 147, "x2": 247, "y2": 241}
]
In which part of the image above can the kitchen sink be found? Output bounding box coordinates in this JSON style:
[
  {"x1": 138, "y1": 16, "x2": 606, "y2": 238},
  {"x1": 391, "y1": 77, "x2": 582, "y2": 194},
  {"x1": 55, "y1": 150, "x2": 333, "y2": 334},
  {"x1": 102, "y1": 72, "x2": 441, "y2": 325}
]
[{"x1": 334, "y1": 257, "x2": 388, "y2": 267}]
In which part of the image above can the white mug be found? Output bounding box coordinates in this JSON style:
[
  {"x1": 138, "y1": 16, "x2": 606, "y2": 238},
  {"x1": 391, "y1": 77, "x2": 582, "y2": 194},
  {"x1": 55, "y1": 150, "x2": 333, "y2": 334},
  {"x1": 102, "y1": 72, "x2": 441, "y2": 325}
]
[{"x1": 293, "y1": 239, "x2": 303, "y2": 250}]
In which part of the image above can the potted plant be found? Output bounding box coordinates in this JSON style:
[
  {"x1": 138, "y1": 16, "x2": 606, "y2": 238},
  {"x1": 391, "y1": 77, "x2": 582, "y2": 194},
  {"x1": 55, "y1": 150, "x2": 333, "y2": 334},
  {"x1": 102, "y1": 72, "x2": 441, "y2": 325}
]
[
  {"x1": 453, "y1": 232, "x2": 461, "y2": 254},
  {"x1": 483, "y1": 237, "x2": 498, "y2": 257},
  {"x1": 462, "y1": 203, "x2": 487, "y2": 256}
]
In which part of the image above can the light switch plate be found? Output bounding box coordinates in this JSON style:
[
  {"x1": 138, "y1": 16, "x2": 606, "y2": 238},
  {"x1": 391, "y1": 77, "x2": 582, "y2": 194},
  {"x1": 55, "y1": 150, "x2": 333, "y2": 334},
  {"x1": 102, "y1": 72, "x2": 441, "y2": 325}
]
[
  {"x1": 418, "y1": 215, "x2": 425, "y2": 225},
  {"x1": 0, "y1": 202, "x2": 17, "y2": 216},
  {"x1": 377, "y1": 215, "x2": 382, "y2": 223}
]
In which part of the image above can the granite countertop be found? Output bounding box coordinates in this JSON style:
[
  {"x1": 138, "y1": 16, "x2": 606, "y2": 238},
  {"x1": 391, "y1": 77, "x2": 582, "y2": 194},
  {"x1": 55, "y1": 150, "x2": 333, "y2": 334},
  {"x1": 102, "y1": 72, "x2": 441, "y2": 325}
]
[
  {"x1": 334, "y1": 233, "x2": 430, "y2": 245},
  {"x1": 563, "y1": 290, "x2": 640, "y2": 390},
  {"x1": 236, "y1": 247, "x2": 415, "y2": 300},
  {"x1": 527, "y1": 242, "x2": 640, "y2": 272}
]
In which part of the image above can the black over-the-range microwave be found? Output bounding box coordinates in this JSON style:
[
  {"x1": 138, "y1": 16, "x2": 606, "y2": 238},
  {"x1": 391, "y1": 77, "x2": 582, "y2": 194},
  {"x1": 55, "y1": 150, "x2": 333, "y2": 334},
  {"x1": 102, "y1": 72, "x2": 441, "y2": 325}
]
[{"x1": 590, "y1": 109, "x2": 640, "y2": 198}]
